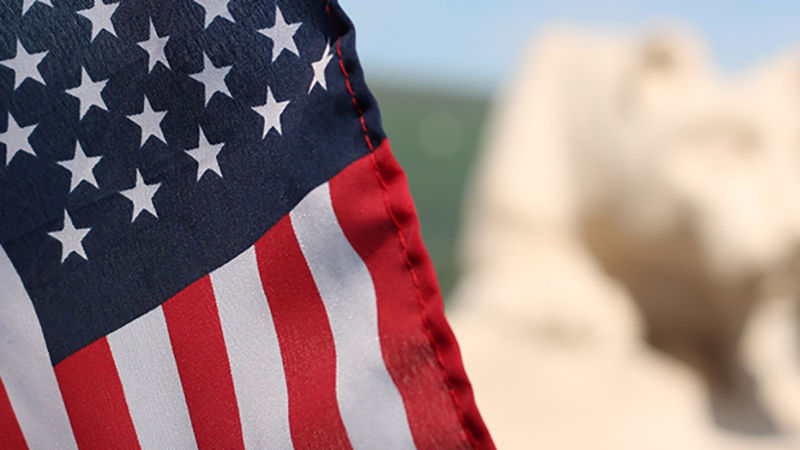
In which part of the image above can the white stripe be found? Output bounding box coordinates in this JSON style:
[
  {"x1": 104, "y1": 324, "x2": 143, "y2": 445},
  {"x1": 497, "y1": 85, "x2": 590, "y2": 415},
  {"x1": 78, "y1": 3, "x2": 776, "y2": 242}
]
[
  {"x1": 107, "y1": 306, "x2": 197, "y2": 450},
  {"x1": 211, "y1": 247, "x2": 293, "y2": 449},
  {"x1": 291, "y1": 183, "x2": 416, "y2": 449},
  {"x1": 0, "y1": 248, "x2": 78, "y2": 449}
]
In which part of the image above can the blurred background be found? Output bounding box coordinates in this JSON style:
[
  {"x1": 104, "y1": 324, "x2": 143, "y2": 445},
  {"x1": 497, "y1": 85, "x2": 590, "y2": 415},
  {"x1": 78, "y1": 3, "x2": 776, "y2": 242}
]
[
  {"x1": 342, "y1": 1, "x2": 800, "y2": 449},
  {"x1": 344, "y1": 0, "x2": 800, "y2": 296}
]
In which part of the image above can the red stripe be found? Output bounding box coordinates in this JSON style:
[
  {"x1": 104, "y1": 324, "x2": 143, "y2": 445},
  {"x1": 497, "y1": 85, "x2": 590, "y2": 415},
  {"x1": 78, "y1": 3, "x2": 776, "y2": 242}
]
[
  {"x1": 254, "y1": 217, "x2": 352, "y2": 449},
  {"x1": 162, "y1": 276, "x2": 245, "y2": 450},
  {"x1": 0, "y1": 376, "x2": 28, "y2": 450},
  {"x1": 329, "y1": 140, "x2": 495, "y2": 449},
  {"x1": 54, "y1": 338, "x2": 140, "y2": 450}
]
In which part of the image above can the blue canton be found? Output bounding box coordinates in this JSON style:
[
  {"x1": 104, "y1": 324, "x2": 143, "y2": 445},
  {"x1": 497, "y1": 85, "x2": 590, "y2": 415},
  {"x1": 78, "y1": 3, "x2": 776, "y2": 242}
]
[{"x1": 0, "y1": 0, "x2": 385, "y2": 365}]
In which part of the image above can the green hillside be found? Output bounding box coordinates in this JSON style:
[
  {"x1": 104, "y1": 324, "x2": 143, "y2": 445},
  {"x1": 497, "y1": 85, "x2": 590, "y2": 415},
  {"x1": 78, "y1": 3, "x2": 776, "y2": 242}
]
[{"x1": 370, "y1": 83, "x2": 491, "y2": 297}]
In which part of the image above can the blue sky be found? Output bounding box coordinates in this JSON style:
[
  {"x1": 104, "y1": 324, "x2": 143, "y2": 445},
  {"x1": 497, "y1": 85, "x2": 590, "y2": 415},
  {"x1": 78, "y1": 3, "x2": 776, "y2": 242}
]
[{"x1": 341, "y1": 1, "x2": 800, "y2": 92}]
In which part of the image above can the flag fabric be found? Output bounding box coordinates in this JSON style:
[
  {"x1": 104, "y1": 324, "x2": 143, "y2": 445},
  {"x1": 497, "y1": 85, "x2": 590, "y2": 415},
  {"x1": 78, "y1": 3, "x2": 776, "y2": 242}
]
[{"x1": 0, "y1": 0, "x2": 493, "y2": 448}]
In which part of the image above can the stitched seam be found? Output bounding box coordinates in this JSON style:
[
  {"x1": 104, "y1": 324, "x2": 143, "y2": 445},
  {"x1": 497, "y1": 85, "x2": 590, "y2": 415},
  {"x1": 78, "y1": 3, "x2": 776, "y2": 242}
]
[{"x1": 323, "y1": 2, "x2": 478, "y2": 448}]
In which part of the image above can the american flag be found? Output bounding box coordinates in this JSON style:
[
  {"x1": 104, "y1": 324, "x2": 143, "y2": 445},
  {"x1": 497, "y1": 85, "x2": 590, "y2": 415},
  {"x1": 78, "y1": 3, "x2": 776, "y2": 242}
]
[{"x1": 0, "y1": 0, "x2": 493, "y2": 448}]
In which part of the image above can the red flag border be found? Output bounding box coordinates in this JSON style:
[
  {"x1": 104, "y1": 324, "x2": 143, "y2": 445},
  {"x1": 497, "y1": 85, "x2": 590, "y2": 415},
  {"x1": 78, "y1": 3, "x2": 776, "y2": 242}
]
[{"x1": 322, "y1": 1, "x2": 495, "y2": 447}]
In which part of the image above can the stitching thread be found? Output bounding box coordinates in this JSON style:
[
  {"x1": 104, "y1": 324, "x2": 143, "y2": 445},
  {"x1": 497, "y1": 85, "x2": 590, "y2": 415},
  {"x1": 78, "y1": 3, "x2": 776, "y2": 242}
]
[{"x1": 323, "y1": 2, "x2": 478, "y2": 447}]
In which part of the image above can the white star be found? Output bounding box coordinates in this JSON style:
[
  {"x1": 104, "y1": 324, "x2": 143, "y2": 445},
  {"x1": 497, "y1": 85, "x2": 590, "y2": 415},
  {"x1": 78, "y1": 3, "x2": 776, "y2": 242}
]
[
  {"x1": 194, "y1": 0, "x2": 235, "y2": 28},
  {"x1": 120, "y1": 169, "x2": 161, "y2": 222},
  {"x1": 1, "y1": 113, "x2": 36, "y2": 166},
  {"x1": 1, "y1": 40, "x2": 47, "y2": 89},
  {"x1": 22, "y1": 0, "x2": 53, "y2": 14},
  {"x1": 58, "y1": 141, "x2": 101, "y2": 192},
  {"x1": 66, "y1": 68, "x2": 107, "y2": 118},
  {"x1": 128, "y1": 96, "x2": 167, "y2": 147},
  {"x1": 49, "y1": 210, "x2": 91, "y2": 263},
  {"x1": 190, "y1": 53, "x2": 232, "y2": 106},
  {"x1": 259, "y1": 5, "x2": 301, "y2": 62},
  {"x1": 309, "y1": 41, "x2": 333, "y2": 93},
  {"x1": 186, "y1": 127, "x2": 223, "y2": 181},
  {"x1": 77, "y1": 0, "x2": 119, "y2": 41},
  {"x1": 252, "y1": 87, "x2": 289, "y2": 138},
  {"x1": 139, "y1": 19, "x2": 169, "y2": 72}
]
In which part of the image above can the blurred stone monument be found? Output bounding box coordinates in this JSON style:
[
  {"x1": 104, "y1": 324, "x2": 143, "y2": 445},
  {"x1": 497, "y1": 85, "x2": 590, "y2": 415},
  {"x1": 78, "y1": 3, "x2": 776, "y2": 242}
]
[{"x1": 449, "y1": 28, "x2": 800, "y2": 449}]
